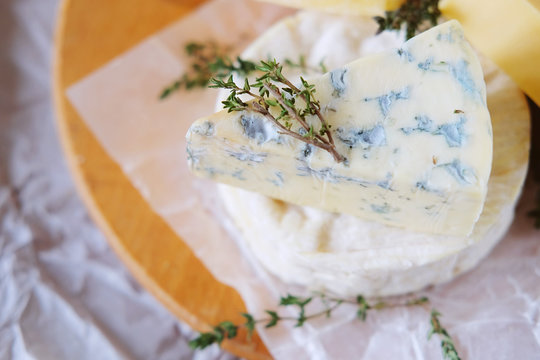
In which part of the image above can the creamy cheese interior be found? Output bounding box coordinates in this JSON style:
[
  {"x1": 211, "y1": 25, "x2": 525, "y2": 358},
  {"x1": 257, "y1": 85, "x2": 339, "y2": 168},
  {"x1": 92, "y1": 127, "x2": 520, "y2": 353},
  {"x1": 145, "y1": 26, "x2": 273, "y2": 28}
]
[{"x1": 215, "y1": 12, "x2": 529, "y2": 296}]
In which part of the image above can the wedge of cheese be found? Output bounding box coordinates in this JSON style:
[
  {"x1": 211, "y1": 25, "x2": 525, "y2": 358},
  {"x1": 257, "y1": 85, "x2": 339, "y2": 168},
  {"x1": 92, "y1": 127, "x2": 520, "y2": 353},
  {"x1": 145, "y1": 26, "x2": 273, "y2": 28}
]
[
  {"x1": 216, "y1": 11, "x2": 530, "y2": 297},
  {"x1": 186, "y1": 20, "x2": 493, "y2": 237}
]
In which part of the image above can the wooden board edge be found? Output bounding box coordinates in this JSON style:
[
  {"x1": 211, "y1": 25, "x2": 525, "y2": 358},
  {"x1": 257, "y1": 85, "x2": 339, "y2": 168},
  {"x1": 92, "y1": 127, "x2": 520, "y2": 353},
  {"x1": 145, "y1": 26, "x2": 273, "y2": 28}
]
[{"x1": 51, "y1": 1, "x2": 272, "y2": 358}]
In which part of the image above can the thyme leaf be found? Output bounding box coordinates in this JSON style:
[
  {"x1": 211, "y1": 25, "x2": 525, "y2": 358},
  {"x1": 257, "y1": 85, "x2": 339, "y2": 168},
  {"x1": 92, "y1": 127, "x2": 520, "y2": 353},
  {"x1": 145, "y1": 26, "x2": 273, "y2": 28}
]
[
  {"x1": 188, "y1": 321, "x2": 238, "y2": 349},
  {"x1": 241, "y1": 313, "x2": 256, "y2": 339},
  {"x1": 429, "y1": 310, "x2": 462, "y2": 360},
  {"x1": 265, "y1": 310, "x2": 280, "y2": 328}
]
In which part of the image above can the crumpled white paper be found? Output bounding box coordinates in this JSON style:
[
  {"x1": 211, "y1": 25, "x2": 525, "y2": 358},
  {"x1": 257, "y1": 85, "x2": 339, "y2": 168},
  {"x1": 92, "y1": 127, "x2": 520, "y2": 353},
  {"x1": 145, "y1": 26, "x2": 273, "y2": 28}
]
[
  {"x1": 66, "y1": 0, "x2": 540, "y2": 358},
  {"x1": 0, "y1": 0, "x2": 237, "y2": 359}
]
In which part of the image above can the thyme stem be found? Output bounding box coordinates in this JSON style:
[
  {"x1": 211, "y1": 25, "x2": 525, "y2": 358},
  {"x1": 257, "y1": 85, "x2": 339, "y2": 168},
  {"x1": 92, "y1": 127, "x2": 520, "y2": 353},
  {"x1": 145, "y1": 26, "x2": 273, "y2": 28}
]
[
  {"x1": 279, "y1": 77, "x2": 337, "y2": 147},
  {"x1": 188, "y1": 292, "x2": 461, "y2": 360},
  {"x1": 429, "y1": 310, "x2": 462, "y2": 360},
  {"x1": 263, "y1": 83, "x2": 311, "y2": 133}
]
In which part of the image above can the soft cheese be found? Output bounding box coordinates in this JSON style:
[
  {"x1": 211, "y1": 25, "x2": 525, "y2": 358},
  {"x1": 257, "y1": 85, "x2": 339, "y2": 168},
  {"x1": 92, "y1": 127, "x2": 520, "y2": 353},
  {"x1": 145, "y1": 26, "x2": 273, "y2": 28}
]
[
  {"x1": 187, "y1": 20, "x2": 492, "y2": 237},
  {"x1": 216, "y1": 12, "x2": 530, "y2": 297}
]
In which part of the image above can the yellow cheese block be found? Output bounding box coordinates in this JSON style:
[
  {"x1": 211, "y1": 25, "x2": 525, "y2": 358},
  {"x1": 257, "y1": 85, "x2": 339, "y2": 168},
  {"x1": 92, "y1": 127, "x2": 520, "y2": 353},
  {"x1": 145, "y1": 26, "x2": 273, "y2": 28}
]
[
  {"x1": 259, "y1": 0, "x2": 540, "y2": 106},
  {"x1": 257, "y1": 0, "x2": 402, "y2": 16},
  {"x1": 440, "y1": 0, "x2": 540, "y2": 106}
]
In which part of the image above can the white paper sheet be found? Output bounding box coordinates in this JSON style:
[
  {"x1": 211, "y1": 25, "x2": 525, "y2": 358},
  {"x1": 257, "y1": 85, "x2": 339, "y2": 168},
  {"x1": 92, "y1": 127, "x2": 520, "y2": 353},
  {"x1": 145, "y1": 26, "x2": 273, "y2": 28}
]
[{"x1": 66, "y1": 0, "x2": 540, "y2": 358}]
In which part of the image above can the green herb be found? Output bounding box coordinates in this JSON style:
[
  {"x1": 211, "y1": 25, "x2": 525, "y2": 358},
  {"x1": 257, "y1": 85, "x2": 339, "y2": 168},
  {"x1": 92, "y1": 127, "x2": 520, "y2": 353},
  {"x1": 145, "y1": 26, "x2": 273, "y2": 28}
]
[
  {"x1": 429, "y1": 310, "x2": 462, "y2": 360},
  {"x1": 284, "y1": 55, "x2": 307, "y2": 71},
  {"x1": 159, "y1": 41, "x2": 257, "y2": 99},
  {"x1": 210, "y1": 59, "x2": 346, "y2": 163},
  {"x1": 188, "y1": 321, "x2": 238, "y2": 350},
  {"x1": 159, "y1": 42, "x2": 328, "y2": 99},
  {"x1": 374, "y1": 0, "x2": 441, "y2": 40},
  {"x1": 241, "y1": 313, "x2": 256, "y2": 339},
  {"x1": 319, "y1": 59, "x2": 328, "y2": 73},
  {"x1": 284, "y1": 55, "x2": 329, "y2": 74},
  {"x1": 189, "y1": 292, "x2": 460, "y2": 360}
]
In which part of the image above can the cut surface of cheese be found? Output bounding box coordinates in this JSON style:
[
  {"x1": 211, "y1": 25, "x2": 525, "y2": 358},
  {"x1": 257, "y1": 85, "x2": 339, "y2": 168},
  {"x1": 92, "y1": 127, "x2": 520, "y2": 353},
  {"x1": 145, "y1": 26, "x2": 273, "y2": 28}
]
[
  {"x1": 215, "y1": 12, "x2": 530, "y2": 297},
  {"x1": 186, "y1": 20, "x2": 493, "y2": 237}
]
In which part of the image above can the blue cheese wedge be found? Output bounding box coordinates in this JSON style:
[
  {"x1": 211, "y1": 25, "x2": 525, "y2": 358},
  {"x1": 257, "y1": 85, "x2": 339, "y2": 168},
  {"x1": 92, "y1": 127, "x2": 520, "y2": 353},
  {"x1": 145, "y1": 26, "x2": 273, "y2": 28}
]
[{"x1": 186, "y1": 20, "x2": 492, "y2": 237}]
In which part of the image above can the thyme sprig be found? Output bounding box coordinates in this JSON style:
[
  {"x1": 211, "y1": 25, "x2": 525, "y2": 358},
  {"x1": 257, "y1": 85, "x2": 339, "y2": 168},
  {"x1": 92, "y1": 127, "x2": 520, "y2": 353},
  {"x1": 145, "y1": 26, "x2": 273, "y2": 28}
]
[
  {"x1": 159, "y1": 40, "x2": 327, "y2": 100},
  {"x1": 374, "y1": 0, "x2": 441, "y2": 40},
  {"x1": 429, "y1": 310, "x2": 462, "y2": 360},
  {"x1": 189, "y1": 293, "x2": 460, "y2": 360},
  {"x1": 210, "y1": 59, "x2": 346, "y2": 163},
  {"x1": 159, "y1": 42, "x2": 257, "y2": 99}
]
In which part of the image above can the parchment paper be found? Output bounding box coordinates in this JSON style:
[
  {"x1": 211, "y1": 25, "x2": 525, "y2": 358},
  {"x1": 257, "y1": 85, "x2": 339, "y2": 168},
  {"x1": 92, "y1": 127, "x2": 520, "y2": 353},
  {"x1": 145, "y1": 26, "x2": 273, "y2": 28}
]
[{"x1": 66, "y1": 0, "x2": 540, "y2": 358}]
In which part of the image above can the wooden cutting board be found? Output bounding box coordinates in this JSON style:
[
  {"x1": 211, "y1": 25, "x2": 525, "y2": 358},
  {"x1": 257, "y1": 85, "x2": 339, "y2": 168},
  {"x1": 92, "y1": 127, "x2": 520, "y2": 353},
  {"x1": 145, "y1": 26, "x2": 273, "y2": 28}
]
[{"x1": 53, "y1": 0, "x2": 270, "y2": 358}]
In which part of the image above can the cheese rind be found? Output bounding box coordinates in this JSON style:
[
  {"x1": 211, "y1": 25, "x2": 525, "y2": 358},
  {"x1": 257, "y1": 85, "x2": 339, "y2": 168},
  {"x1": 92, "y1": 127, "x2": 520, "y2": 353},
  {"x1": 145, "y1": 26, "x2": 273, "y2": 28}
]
[{"x1": 186, "y1": 20, "x2": 492, "y2": 237}]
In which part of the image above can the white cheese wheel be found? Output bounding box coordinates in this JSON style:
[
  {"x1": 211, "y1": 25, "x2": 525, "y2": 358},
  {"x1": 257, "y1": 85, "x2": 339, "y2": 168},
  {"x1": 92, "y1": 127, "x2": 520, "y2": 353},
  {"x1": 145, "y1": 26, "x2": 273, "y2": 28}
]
[{"x1": 217, "y1": 11, "x2": 530, "y2": 297}]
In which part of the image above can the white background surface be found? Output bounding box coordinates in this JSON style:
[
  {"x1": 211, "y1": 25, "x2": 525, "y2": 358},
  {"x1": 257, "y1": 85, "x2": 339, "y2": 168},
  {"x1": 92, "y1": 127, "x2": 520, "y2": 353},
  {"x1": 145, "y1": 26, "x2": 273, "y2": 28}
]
[{"x1": 0, "y1": 1, "x2": 236, "y2": 359}]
